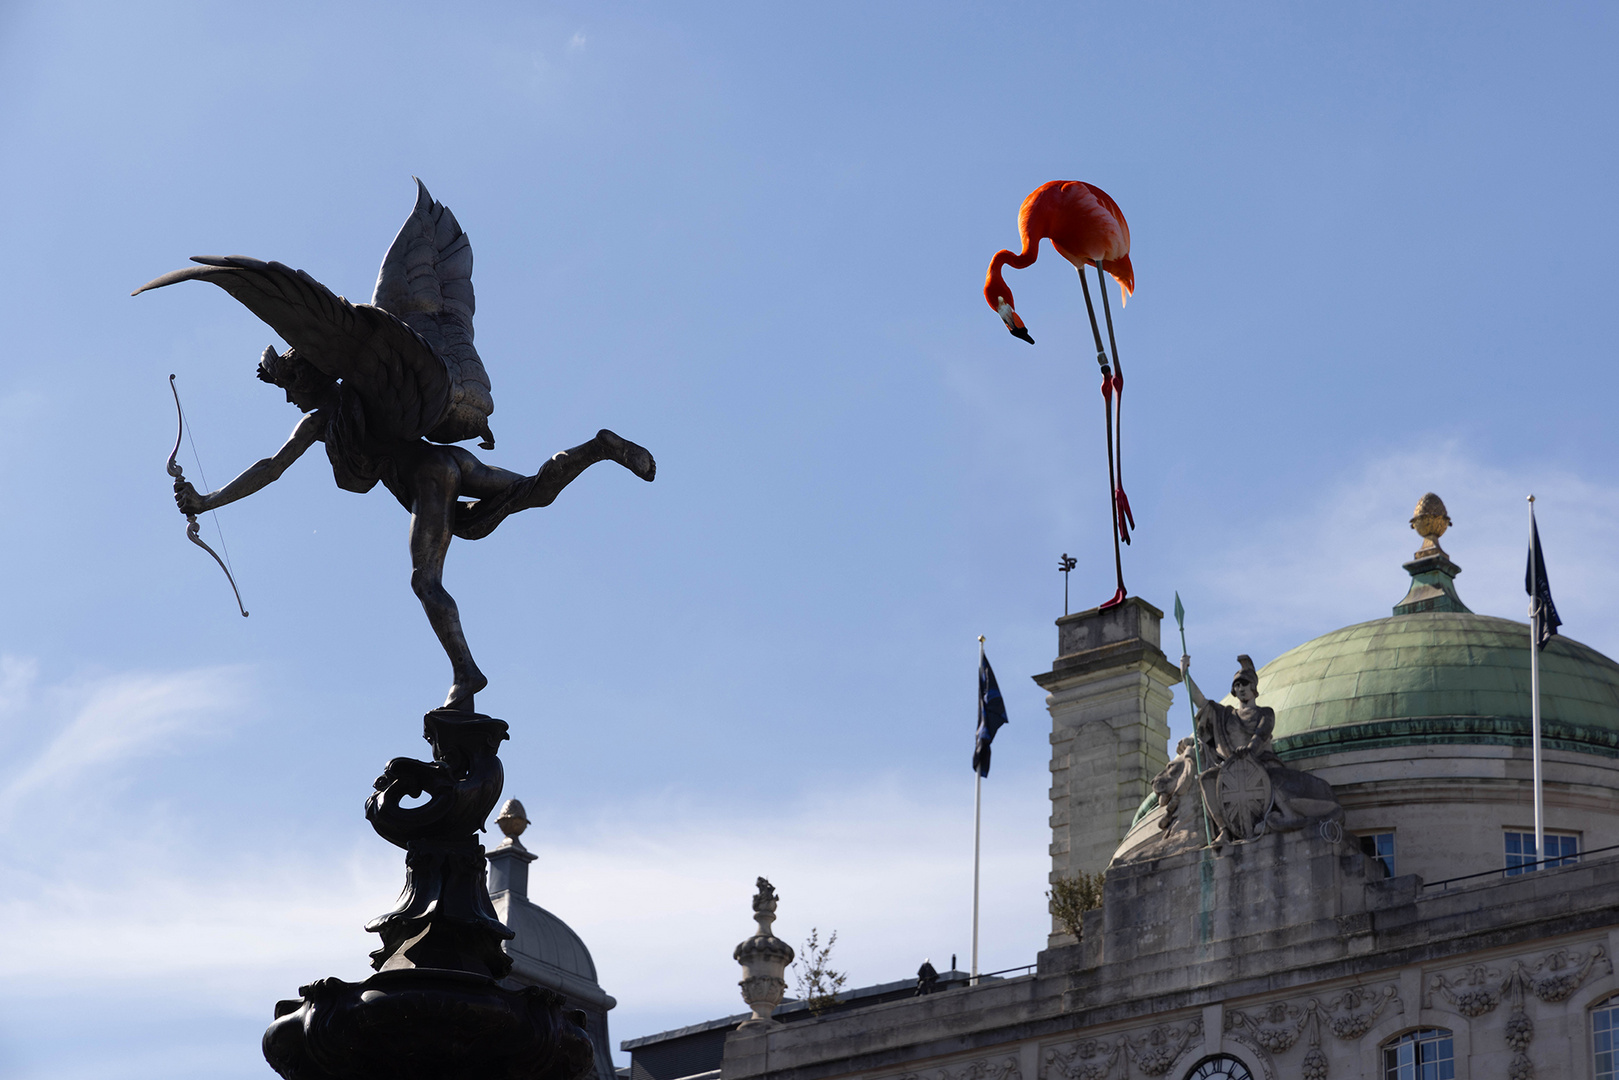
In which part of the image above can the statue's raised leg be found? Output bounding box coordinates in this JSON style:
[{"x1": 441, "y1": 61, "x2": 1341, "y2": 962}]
[{"x1": 453, "y1": 430, "x2": 655, "y2": 541}]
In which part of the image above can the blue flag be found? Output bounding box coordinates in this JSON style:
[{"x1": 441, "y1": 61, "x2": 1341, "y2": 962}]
[
  {"x1": 1526, "y1": 515, "x2": 1562, "y2": 650},
  {"x1": 973, "y1": 651, "x2": 1010, "y2": 777}
]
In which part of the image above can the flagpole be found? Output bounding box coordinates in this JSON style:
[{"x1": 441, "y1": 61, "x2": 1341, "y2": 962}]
[
  {"x1": 972, "y1": 635, "x2": 984, "y2": 986},
  {"x1": 1529, "y1": 495, "x2": 1545, "y2": 866}
]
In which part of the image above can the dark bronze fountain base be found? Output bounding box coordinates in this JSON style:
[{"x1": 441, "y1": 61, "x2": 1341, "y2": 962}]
[
  {"x1": 264, "y1": 709, "x2": 591, "y2": 1080},
  {"x1": 263, "y1": 969, "x2": 594, "y2": 1080}
]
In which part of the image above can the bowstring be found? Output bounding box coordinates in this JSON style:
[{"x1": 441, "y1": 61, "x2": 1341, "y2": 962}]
[{"x1": 178, "y1": 398, "x2": 241, "y2": 583}]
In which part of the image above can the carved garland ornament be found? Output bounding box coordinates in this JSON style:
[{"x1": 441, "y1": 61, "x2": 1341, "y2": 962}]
[
  {"x1": 1124, "y1": 1018, "x2": 1203, "y2": 1076},
  {"x1": 893, "y1": 1053, "x2": 1021, "y2": 1080},
  {"x1": 1224, "y1": 984, "x2": 1400, "y2": 1080},
  {"x1": 1040, "y1": 1019, "x2": 1202, "y2": 1080},
  {"x1": 1423, "y1": 943, "x2": 1610, "y2": 1080},
  {"x1": 1043, "y1": 1039, "x2": 1119, "y2": 1080}
]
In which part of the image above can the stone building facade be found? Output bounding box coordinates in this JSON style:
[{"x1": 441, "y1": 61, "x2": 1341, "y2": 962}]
[{"x1": 712, "y1": 502, "x2": 1619, "y2": 1080}]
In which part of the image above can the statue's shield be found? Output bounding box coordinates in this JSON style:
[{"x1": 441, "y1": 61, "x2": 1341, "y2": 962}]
[{"x1": 1216, "y1": 754, "x2": 1273, "y2": 840}]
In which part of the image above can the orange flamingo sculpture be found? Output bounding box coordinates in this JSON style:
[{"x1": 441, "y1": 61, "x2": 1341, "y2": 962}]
[{"x1": 985, "y1": 180, "x2": 1135, "y2": 609}]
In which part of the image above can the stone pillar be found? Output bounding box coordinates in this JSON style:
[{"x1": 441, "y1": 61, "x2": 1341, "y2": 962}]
[{"x1": 1033, "y1": 597, "x2": 1177, "y2": 942}]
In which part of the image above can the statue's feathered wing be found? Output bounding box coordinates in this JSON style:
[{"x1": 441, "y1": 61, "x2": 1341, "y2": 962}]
[
  {"x1": 372, "y1": 179, "x2": 495, "y2": 448},
  {"x1": 133, "y1": 179, "x2": 496, "y2": 449}
]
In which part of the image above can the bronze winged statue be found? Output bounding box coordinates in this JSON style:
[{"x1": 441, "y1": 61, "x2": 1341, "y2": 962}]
[{"x1": 136, "y1": 180, "x2": 655, "y2": 712}]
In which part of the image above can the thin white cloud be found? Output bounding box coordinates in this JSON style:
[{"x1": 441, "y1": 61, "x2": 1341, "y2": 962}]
[
  {"x1": 0, "y1": 663, "x2": 247, "y2": 820},
  {"x1": 0, "y1": 846, "x2": 392, "y2": 1003},
  {"x1": 0, "y1": 750, "x2": 1051, "y2": 1061},
  {"x1": 569, "y1": 30, "x2": 587, "y2": 53},
  {"x1": 1182, "y1": 442, "x2": 1619, "y2": 666}
]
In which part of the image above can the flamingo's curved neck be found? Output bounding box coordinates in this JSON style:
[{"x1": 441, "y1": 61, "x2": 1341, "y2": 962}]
[
  {"x1": 996, "y1": 242, "x2": 1039, "y2": 273},
  {"x1": 987, "y1": 243, "x2": 1039, "y2": 302}
]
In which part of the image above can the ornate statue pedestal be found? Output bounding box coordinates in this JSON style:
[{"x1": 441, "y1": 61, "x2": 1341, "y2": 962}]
[
  {"x1": 263, "y1": 708, "x2": 593, "y2": 1080},
  {"x1": 263, "y1": 969, "x2": 593, "y2": 1080}
]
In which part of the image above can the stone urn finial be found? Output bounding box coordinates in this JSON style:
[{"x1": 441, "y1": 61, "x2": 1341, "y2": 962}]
[
  {"x1": 1409, "y1": 493, "x2": 1451, "y2": 559},
  {"x1": 732, "y1": 877, "x2": 794, "y2": 1029}
]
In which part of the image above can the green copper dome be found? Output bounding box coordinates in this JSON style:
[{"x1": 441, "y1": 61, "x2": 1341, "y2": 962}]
[{"x1": 1254, "y1": 496, "x2": 1619, "y2": 761}]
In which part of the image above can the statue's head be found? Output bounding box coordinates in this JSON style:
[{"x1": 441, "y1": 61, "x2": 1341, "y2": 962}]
[
  {"x1": 1231, "y1": 654, "x2": 1259, "y2": 704},
  {"x1": 257, "y1": 346, "x2": 336, "y2": 411}
]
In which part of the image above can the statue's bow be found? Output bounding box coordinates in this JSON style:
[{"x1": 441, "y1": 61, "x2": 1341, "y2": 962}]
[{"x1": 167, "y1": 374, "x2": 248, "y2": 617}]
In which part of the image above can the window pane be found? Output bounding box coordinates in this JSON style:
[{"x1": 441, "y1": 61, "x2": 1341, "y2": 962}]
[
  {"x1": 1384, "y1": 1028, "x2": 1452, "y2": 1080},
  {"x1": 1597, "y1": 999, "x2": 1619, "y2": 1080},
  {"x1": 1505, "y1": 830, "x2": 1531, "y2": 875},
  {"x1": 1504, "y1": 831, "x2": 1581, "y2": 874},
  {"x1": 1359, "y1": 832, "x2": 1396, "y2": 877}
]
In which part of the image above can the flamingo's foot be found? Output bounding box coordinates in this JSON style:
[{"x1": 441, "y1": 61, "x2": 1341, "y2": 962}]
[
  {"x1": 1099, "y1": 586, "x2": 1128, "y2": 611},
  {"x1": 1115, "y1": 488, "x2": 1135, "y2": 544},
  {"x1": 598, "y1": 429, "x2": 656, "y2": 482}
]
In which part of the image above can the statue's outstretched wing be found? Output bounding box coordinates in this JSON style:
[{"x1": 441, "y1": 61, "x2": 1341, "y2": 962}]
[
  {"x1": 135, "y1": 256, "x2": 454, "y2": 443},
  {"x1": 372, "y1": 179, "x2": 495, "y2": 449}
]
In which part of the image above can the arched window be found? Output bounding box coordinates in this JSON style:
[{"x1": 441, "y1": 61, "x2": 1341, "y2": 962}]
[
  {"x1": 1596, "y1": 993, "x2": 1619, "y2": 1080},
  {"x1": 1382, "y1": 1028, "x2": 1454, "y2": 1079}
]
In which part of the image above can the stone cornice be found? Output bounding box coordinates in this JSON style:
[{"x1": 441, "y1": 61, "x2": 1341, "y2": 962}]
[
  {"x1": 1034, "y1": 640, "x2": 1179, "y2": 691},
  {"x1": 1276, "y1": 715, "x2": 1619, "y2": 760}
]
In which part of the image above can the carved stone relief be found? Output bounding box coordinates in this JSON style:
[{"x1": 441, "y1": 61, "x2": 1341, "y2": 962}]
[
  {"x1": 1224, "y1": 984, "x2": 1400, "y2": 1080},
  {"x1": 1040, "y1": 1018, "x2": 1202, "y2": 1080},
  {"x1": 893, "y1": 1053, "x2": 1021, "y2": 1080},
  {"x1": 1123, "y1": 1019, "x2": 1203, "y2": 1076},
  {"x1": 1424, "y1": 942, "x2": 1611, "y2": 1080},
  {"x1": 1043, "y1": 1039, "x2": 1119, "y2": 1080},
  {"x1": 1423, "y1": 963, "x2": 1501, "y2": 1017}
]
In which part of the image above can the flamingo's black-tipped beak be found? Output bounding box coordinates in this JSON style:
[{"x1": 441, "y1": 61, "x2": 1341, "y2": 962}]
[{"x1": 1010, "y1": 325, "x2": 1034, "y2": 344}]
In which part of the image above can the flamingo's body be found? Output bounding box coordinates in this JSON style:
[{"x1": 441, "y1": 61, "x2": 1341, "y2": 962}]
[
  {"x1": 984, "y1": 180, "x2": 1136, "y2": 609},
  {"x1": 984, "y1": 181, "x2": 1133, "y2": 342}
]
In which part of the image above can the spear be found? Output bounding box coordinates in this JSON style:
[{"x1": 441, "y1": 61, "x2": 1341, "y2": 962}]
[{"x1": 1174, "y1": 592, "x2": 1214, "y2": 847}]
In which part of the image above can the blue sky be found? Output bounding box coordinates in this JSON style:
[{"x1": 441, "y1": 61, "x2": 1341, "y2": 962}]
[{"x1": 2, "y1": 3, "x2": 1617, "y2": 1077}]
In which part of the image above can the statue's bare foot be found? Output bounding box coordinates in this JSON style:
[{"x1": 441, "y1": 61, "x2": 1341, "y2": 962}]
[
  {"x1": 444, "y1": 664, "x2": 489, "y2": 712},
  {"x1": 597, "y1": 429, "x2": 656, "y2": 482}
]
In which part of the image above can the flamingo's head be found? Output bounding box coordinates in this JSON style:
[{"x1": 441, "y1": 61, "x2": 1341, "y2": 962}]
[
  {"x1": 984, "y1": 268, "x2": 1034, "y2": 344},
  {"x1": 999, "y1": 300, "x2": 1034, "y2": 344}
]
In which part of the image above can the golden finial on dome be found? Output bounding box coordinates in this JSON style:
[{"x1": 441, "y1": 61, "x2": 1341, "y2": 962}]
[
  {"x1": 1409, "y1": 493, "x2": 1452, "y2": 559},
  {"x1": 495, "y1": 798, "x2": 530, "y2": 850}
]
